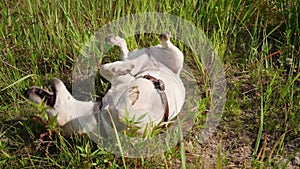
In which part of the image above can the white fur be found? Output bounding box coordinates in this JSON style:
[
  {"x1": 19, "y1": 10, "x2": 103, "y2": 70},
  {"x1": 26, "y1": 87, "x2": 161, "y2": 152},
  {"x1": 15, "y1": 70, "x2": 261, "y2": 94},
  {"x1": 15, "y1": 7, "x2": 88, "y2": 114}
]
[
  {"x1": 28, "y1": 33, "x2": 185, "y2": 137},
  {"x1": 99, "y1": 34, "x2": 185, "y2": 134}
]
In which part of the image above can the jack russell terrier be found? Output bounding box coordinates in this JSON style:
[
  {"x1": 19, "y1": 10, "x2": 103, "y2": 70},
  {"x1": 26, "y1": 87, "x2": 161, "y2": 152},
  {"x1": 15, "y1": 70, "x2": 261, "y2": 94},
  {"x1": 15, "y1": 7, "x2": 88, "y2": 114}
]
[{"x1": 26, "y1": 32, "x2": 185, "y2": 139}]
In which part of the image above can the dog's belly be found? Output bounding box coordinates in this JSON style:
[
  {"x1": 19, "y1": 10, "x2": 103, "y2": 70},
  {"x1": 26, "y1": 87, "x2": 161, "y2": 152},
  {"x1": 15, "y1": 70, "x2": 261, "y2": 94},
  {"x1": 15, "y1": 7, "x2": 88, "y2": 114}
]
[{"x1": 100, "y1": 67, "x2": 185, "y2": 134}]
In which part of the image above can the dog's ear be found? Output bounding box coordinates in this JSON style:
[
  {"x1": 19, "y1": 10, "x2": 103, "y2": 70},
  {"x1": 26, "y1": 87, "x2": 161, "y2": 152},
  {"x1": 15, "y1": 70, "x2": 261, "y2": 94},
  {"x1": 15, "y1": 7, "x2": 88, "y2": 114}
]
[{"x1": 25, "y1": 87, "x2": 56, "y2": 107}]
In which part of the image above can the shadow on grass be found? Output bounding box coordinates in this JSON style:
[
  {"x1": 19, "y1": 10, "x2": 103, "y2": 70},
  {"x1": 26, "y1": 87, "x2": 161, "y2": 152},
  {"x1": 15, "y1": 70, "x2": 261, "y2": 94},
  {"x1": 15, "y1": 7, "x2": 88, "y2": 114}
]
[
  {"x1": 1, "y1": 116, "x2": 46, "y2": 144},
  {"x1": 0, "y1": 116, "x2": 62, "y2": 157}
]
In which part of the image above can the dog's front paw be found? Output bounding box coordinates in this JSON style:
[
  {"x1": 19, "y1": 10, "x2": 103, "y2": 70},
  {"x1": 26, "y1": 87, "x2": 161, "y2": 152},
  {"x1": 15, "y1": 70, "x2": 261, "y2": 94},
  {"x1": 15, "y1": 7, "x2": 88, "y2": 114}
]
[
  {"x1": 100, "y1": 61, "x2": 134, "y2": 81},
  {"x1": 128, "y1": 86, "x2": 139, "y2": 105},
  {"x1": 105, "y1": 34, "x2": 125, "y2": 46},
  {"x1": 105, "y1": 61, "x2": 134, "y2": 76},
  {"x1": 115, "y1": 62, "x2": 134, "y2": 76},
  {"x1": 105, "y1": 34, "x2": 129, "y2": 60}
]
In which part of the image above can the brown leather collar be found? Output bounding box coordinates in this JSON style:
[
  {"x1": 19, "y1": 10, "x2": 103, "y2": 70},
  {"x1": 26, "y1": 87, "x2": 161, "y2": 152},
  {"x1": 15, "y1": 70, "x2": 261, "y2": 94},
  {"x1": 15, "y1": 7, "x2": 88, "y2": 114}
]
[{"x1": 143, "y1": 74, "x2": 169, "y2": 122}]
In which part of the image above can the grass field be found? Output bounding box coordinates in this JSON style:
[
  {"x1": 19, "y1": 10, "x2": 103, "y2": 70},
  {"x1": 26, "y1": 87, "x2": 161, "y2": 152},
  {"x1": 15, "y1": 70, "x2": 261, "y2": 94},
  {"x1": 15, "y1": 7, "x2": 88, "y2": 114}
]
[{"x1": 1, "y1": 0, "x2": 299, "y2": 168}]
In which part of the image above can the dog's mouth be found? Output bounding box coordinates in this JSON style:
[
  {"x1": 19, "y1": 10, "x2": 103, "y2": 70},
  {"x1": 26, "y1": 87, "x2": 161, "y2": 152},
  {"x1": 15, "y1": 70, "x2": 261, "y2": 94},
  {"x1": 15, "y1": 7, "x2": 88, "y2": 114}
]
[{"x1": 25, "y1": 85, "x2": 56, "y2": 107}]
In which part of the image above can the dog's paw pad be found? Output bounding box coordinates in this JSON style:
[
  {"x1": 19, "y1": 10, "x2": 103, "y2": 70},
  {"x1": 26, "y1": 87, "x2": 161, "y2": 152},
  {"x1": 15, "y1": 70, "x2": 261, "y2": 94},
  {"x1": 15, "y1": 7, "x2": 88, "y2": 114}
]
[
  {"x1": 128, "y1": 86, "x2": 139, "y2": 105},
  {"x1": 159, "y1": 31, "x2": 171, "y2": 42}
]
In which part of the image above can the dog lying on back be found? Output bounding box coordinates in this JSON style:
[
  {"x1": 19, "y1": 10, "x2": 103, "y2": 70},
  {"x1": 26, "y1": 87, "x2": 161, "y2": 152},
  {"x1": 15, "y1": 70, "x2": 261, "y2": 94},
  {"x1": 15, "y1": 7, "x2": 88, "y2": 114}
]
[{"x1": 26, "y1": 32, "x2": 185, "y2": 138}]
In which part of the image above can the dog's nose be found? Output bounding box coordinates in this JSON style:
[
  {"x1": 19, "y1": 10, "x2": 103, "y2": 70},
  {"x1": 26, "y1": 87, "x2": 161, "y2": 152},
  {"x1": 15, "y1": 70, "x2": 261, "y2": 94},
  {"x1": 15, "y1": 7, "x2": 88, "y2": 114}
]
[{"x1": 25, "y1": 87, "x2": 43, "y2": 104}]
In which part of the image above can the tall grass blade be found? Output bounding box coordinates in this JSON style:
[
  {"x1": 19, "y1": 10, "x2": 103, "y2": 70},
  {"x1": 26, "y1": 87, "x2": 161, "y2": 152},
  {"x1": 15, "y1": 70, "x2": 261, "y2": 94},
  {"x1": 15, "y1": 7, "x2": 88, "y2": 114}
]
[{"x1": 1, "y1": 74, "x2": 35, "y2": 91}]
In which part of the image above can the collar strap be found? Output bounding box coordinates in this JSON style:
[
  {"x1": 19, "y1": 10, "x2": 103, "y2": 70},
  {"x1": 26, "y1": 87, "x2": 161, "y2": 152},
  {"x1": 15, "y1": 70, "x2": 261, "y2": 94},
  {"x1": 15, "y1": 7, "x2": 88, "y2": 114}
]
[{"x1": 143, "y1": 74, "x2": 169, "y2": 122}]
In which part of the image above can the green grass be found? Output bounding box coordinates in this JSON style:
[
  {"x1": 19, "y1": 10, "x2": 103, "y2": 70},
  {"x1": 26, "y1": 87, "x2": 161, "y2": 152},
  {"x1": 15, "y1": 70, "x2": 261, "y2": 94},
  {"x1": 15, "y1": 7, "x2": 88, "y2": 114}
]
[{"x1": 1, "y1": 0, "x2": 299, "y2": 168}]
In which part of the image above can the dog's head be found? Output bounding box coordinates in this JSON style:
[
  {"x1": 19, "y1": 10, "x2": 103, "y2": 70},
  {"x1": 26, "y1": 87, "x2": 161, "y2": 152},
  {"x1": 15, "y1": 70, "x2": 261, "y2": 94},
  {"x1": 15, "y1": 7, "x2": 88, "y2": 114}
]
[
  {"x1": 26, "y1": 78, "x2": 100, "y2": 136},
  {"x1": 26, "y1": 78, "x2": 72, "y2": 107},
  {"x1": 26, "y1": 78, "x2": 77, "y2": 125}
]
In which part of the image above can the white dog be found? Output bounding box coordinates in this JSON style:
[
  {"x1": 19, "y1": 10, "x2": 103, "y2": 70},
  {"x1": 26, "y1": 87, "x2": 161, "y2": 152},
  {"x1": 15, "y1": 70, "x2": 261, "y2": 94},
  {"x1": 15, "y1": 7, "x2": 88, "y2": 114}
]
[{"x1": 26, "y1": 32, "x2": 185, "y2": 138}]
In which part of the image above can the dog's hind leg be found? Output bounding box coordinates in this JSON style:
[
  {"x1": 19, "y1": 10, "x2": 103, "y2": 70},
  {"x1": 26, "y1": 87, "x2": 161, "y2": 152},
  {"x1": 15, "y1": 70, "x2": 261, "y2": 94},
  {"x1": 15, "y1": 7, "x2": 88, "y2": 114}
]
[
  {"x1": 105, "y1": 35, "x2": 129, "y2": 60},
  {"x1": 151, "y1": 31, "x2": 184, "y2": 75}
]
